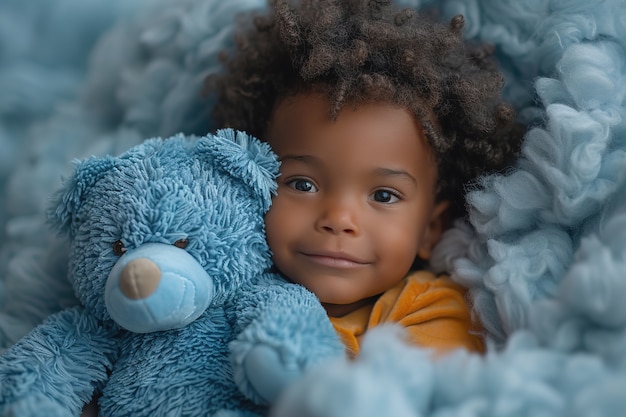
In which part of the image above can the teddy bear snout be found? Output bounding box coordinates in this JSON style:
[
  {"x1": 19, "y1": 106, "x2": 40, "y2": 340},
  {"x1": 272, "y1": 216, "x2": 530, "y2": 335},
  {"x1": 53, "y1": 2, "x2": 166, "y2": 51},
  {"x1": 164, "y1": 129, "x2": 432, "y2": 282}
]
[{"x1": 119, "y1": 258, "x2": 162, "y2": 300}]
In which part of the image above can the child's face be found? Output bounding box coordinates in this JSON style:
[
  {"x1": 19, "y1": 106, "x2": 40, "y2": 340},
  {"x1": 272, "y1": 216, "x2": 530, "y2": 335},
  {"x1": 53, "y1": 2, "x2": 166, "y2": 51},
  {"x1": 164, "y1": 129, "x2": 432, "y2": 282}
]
[{"x1": 264, "y1": 93, "x2": 448, "y2": 317}]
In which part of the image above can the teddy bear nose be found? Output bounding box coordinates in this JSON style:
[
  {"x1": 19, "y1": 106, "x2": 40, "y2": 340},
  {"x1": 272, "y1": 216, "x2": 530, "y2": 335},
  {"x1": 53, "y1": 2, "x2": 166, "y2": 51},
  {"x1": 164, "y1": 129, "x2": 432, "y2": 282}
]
[{"x1": 119, "y1": 258, "x2": 162, "y2": 300}]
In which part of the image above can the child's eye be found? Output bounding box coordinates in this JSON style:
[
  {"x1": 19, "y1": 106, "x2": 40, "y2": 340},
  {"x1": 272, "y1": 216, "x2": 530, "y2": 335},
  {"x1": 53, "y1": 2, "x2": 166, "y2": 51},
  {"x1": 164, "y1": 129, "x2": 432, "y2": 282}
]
[
  {"x1": 287, "y1": 178, "x2": 318, "y2": 193},
  {"x1": 371, "y1": 189, "x2": 400, "y2": 203}
]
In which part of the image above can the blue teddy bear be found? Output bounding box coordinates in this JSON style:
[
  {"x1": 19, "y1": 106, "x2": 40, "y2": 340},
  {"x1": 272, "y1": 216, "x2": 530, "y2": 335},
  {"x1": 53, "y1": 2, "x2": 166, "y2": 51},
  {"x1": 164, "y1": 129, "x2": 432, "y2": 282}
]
[{"x1": 0, "y1": 129, "x2": 343, "y2": 417}]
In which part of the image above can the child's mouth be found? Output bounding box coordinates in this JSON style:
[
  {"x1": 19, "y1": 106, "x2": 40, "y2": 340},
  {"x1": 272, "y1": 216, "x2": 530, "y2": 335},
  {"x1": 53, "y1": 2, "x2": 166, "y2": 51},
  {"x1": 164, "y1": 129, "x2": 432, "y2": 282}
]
[{"x1": 301, "y1": 251, "x2": 370, "y2": 269}]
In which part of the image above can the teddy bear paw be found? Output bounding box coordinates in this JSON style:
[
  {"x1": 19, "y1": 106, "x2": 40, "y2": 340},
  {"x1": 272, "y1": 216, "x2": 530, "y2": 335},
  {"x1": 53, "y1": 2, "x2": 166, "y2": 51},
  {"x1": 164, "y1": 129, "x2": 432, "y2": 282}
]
[{"x1": 242, "y1": 344, "x2": 303, "y2": 404}]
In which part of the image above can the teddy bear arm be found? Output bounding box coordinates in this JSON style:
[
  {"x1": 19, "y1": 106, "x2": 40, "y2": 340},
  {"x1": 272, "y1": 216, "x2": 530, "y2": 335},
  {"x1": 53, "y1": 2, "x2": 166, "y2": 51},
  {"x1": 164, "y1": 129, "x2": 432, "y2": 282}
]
[
  {"x1": 0, "y1": 306, "x2": 120, "y2": 416},
  {"x1": 229, "y1": 275, "x2": 344, "y2": 404}
]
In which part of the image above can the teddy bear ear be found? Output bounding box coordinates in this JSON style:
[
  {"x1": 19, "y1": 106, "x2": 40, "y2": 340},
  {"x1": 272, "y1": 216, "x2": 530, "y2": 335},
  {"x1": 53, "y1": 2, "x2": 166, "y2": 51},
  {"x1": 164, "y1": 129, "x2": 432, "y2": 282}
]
[
  {"x1": 47, "y1": 155, "x2": 117, "y2": 235},
  {"x1": 197, "y1": 128, "x2": 280, "y2": 212}
]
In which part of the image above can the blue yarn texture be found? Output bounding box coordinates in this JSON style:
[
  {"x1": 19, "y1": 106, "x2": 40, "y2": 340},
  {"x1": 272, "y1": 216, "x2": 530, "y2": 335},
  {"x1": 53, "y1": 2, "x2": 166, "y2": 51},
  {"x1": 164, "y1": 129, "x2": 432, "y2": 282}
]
[{"x1": 0, "y1": 129, "x2": 343, "y2": 416}]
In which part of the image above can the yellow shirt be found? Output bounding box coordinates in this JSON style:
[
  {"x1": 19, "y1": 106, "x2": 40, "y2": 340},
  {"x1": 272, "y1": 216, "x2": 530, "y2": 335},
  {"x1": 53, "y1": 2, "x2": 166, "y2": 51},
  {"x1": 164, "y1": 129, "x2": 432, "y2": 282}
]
[{"x1": 330, "y1": 271, "x2": 484, "y2": 357}]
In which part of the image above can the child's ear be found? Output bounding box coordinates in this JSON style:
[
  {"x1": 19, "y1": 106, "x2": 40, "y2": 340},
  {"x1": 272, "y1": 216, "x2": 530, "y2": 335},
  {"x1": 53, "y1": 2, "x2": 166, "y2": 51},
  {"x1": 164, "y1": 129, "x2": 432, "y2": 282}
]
[{"x1": 417, "y1": 200, "x2": 450, "y2": 260}]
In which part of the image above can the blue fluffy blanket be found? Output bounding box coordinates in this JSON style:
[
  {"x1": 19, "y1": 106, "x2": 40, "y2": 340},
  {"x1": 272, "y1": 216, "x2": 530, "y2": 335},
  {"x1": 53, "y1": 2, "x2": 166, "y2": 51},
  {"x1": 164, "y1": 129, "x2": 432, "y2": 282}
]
[{"x1": 1, "y1": 0, "x2": 625, "y2": 415}]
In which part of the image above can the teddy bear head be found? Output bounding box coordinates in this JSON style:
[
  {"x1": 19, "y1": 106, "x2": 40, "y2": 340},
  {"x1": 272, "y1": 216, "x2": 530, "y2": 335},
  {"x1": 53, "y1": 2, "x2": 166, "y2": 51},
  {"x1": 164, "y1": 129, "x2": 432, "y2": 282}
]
[{"x1": 49, "y1": 129, "x2": 279, "y2": 333}]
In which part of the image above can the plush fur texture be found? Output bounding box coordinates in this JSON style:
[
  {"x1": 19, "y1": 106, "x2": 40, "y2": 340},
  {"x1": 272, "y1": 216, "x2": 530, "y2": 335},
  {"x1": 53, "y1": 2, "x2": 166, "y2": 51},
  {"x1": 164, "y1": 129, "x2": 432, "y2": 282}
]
[
  {"x1": 0, "y1": 130, "x2": 343, "y2": 416},
  {"x1": 0, "y1": 0, "x2": 266, "y2": 351},
  {"x1": 1, "y1": 0, "x2": 625, "y2": 415}
]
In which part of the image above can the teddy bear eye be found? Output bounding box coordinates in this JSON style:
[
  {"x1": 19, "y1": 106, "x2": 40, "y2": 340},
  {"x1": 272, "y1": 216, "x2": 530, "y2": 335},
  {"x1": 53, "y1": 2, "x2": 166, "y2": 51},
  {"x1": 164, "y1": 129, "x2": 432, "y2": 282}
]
[
  {"x1": 173, "y1": 238, "x2": 189, "y2": 249},
  {"x1": 113, "y1": 240, "x2": 127, "y2": 256}
]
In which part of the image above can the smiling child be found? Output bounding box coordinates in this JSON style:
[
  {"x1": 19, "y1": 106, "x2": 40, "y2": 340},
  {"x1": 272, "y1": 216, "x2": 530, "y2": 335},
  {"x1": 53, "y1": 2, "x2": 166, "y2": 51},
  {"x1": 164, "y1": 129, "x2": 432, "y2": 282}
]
[{"x1": 207, "y1": 0, "x2": 523, "y2": 356}]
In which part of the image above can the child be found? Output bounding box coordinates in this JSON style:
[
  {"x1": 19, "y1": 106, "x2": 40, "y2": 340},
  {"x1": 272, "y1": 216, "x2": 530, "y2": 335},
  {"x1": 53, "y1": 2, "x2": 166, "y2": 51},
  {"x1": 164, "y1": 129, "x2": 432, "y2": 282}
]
[{"x1": 207, "y1": 0, "x2": 523, "y2": 356}]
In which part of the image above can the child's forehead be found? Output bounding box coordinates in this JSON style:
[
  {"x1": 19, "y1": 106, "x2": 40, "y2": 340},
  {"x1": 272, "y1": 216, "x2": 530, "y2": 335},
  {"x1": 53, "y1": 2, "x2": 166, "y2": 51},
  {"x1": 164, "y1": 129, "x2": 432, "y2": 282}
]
[
  {"x1": 271, "y1": 91, "x2": 418, "y2": 129},
  {"x1": 269, "y1": 92, "x2": 431, "y2": 145},
  {"x1": 266, "y1": 92, "x2": 436, "y2": 169}
]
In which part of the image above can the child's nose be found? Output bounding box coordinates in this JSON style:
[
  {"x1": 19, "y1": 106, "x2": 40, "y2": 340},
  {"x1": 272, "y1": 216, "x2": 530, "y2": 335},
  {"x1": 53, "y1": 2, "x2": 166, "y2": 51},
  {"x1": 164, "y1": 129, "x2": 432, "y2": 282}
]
[{"x1": 315, "y1": 198, "x2": 360, "y2": 235}]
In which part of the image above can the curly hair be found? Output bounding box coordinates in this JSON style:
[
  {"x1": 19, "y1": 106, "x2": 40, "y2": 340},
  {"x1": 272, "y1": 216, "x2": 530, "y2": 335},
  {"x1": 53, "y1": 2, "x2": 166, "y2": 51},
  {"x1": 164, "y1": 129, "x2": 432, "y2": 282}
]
[{"x1": 207, "y1": 0, "x2": 523, "y2": 219}]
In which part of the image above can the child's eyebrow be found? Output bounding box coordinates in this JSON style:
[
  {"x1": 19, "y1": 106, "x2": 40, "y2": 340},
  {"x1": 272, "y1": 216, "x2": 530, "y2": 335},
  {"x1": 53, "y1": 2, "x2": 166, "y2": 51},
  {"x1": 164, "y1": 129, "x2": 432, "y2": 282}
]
[
  {"x1": 373, "y1": 167, "x2": 418, "y2": 186},
  {"x1": 279, "y1": 154, "x2": 320, "y2": 165},
  {"x1": 280, "y1": 155, "x2": 418, "y2": 185}
]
